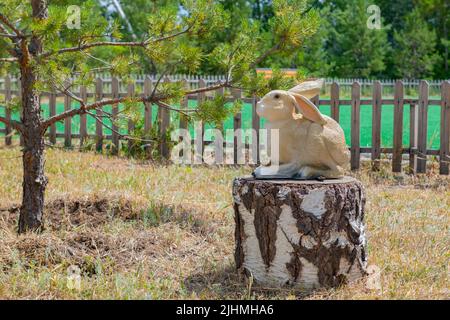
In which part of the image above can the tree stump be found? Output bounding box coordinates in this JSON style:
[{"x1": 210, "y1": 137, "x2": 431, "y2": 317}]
[{"x1": 233, "y1": 176, "x2": 367, "y2": 289}]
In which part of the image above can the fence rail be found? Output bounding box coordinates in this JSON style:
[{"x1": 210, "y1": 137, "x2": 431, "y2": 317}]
[
  {"x1": 1, "y1": 74, "x2": 448, "y2": 89},
  {"x1": 1, "y1": 76, "x2": 449, "y2": 175}
]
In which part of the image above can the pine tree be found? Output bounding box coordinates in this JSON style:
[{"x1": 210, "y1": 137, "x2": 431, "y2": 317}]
[
  {"x1": 293, "y1": 6, "x2": 332, "y2": 76},
  {"x1": 326, "y1": 0, "x2": 389, "y2": 78},
  {"x1": 392, "y1": 9, "x2": 441, "y2": 79},
  {"x1": 413, "y1": 0, "x2": 449, "y2": 78},
  {"x1": 371, "y1": 0, "x2": 413, "y2": 78},
  {"x1": 0, "y1": 0, "x2": 318, "y2": 233}
]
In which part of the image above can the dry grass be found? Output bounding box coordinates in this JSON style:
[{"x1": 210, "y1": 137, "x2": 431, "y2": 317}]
[{"x1": 0, "y1": 145, "x2": 448, "y2": 299}]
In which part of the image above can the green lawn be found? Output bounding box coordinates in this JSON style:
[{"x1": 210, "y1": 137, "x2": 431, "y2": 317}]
[{"x1": 0, "y1": 100, "x2": 442, "y2": 149}]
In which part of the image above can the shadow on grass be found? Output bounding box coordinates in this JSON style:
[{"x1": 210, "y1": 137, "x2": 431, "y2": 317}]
[{"x1": 184, "y1": 265, "x2": 319, "y2": 300}]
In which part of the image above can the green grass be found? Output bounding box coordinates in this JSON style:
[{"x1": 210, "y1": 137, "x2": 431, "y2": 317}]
[{"x1": 0, "y1": 100, "x2": 443, "y2": 149}]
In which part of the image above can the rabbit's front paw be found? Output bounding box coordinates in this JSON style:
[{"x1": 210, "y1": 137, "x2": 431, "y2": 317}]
[
  {"x1": 298, "y1": 166, "x2": 316, "y2": 179},
  {"x1": 253, "y1": 165, "x2": 278, "y2": 177}
]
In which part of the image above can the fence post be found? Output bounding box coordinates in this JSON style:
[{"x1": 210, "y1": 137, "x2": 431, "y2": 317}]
[
  {"x1": 417, "y1": 80, "x2": 429, "y2": 173},
  {"x1": 127, "y1": 81, "x2": 136, "y2": 152},
  {"x1": 392, "y1": 80, "x2": 404, "y2": 172},
  {"x1": 193, "y1": 79, "x2": 205, "y2": 164},
  {"x1": 159, "y1": 77, "x2": 171, "y2": 159},
  {"x1": 111, "y1": 77, "x2": 120, "y2": 155},
  {"x1": 179, "y1": 79, "x2": 188, "y2": 131},
  {"x1": 371, "y1": 81, "x2": 382, "y2": 170},
  {"x1": 232, "y1": 87, "x2": 243, "y2": 165},
  {"x1": 64, "y1": 82, "x2": 72, "y2": 148},
  {"x1": 409, "y1": 102, "x2": 419, "y2": 173},
  {"x1": 95, "y1": 78, "x2": 103, "y2": 152},
  {"x1": 440, "y1": 81, "x2": 450, "y2": 175},
  {"x1": 49, "y1": 91, "x2": 56, "y2": 144},
  {"x1": 330, "y1": 82, "x2": 340, "y2": 122},
  {"x1": 4, "y1": 75, "x2": 12, "y2": 145},
  {"x1": 79, "y1": 85, "x2": 87, "y2": 147},
  {"x1": 251, "y1": 94, "x2": 260, "y2": 165},
  {"x1": 177, "y1": 78, "x2": 190, "y2": 163},
  {"x1": 143, "y1": 76, "x2": 153, "y2": 157},
  {"x1": 351, "y1": 82, "x2": 361, "y2": 170},
  {"x1": 214, "y1": 85, "x2": 224, "y2": 165}
]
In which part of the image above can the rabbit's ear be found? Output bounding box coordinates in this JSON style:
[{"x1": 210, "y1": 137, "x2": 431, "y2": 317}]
[
  {"x1": 288, "y1": 79, "x2": 324, "y2": 99},
  {"x1": 289, "y1": 93, "x2": 327, "y2": 125}
]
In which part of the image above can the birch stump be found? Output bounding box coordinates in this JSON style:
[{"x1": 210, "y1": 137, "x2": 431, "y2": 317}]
[{"x1": 233, "y1": 176, "x2": 367, "y2": 289}]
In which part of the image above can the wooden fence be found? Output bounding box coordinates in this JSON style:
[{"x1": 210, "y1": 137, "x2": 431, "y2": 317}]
[
  {"x1": 1, "y1": 74, "x2": 448, "y2": 92},
  {"x1": 1, "y1": 76, "x2": 449, "y2": 175}
]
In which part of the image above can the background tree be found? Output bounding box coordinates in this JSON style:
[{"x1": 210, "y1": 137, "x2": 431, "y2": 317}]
[
  {"x1": 413, "y1": 0, "x2": 449, "y2": 78},
  {"x1": 291, "y1": 5, "x2": 332, "y2": 76},
  {"x1": 325, "y1": 0, "x2": 389, "y2": 78},
  {"x1": 104, "y1": 0, "x2": 449, "y2": 79},
  {"x1": 372, "y1": 0, "x2": 414, "y2": 78},
  {"x1": 391, "y1": 8, "x2": 441, "y2": 79},
  {"x1": 0, "y1": 0, "x2": 318, "y2": 233}
]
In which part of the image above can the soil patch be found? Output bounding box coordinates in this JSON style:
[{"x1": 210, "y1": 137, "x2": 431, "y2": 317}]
[{"x1": 0, "y1": 196, "x2": 136, "y2": 230}]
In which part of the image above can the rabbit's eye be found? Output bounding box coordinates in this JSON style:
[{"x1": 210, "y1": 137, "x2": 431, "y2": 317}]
[{"x1": 274, "y1": 94, "x2": 280, "y2": 99}]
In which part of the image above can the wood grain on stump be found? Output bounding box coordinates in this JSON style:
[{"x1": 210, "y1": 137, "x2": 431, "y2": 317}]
[{"x1": 233, "y1": 176, "x2": 367, "y2": 289}]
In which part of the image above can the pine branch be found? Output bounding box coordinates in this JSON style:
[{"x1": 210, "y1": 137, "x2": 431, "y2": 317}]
[
  {"x1": 43, "y1": 81, "x2": 221, "y2": 130},
  {"x1": 156, "y1": 101, "x2": 191, "y2": 118},
  {"x1": 0, "y1": 116, "x2": 23, "y2": 132},
  {"x1": 40, "y1": 26, "x2": 192, "y2": 59},
  {"x1": 152, "y1": 26, "x2": 192, "y2": 43},
  {"x1": 0, "y1": 12, "x2": 23, "y2": 37},
  {"x1": 42, "y1": 96, "x2": 149, "y2": 128},
  {"x1": 47, "y1": 77, "x2": 85, "y2": 106},
  {"x1": 71, "y1": 51, "x2": 138, "y2": 75},
  {"x1": 39, "y1": 40, "x2": 150, "y2": 59},
  {"x1": 0, "y1": 32, "x2": 16, "y2": 39},
  {"x1": 0, "y1": 21, "x2": 9, "y2": 34},
  {"x1": 250, "y1": 43, "x2": 281, "y2": 68},
  {"x1": 40, "y1": 36, "x2": 155, "y2": 59},
  {"x1": 42, "y1": 77, "x2": 239, "y2": 130},
  {"x1": 85, "y1": 110, "x2": 125, "y2": 139},
  {"x1": 151, "y1": 64, "x2": 176, "y2": 98},
  {"x1": 82, "y1": 51, "x2": 112, "y2": 67},
  {"x1": 0, "y1": 57, "x2": 18, "y2": 62},
  {"x1": 85, "y1": 109, "x2": 155, "y2": 143},
  {"x1": 61, "y1": 87, "x2": 85, "y2": 106},
  {"x1": 185, "y1": 82, "x2": 232, "y2": 95}
]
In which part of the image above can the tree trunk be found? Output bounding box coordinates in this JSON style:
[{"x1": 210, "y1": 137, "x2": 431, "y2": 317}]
[
  {"x1": 233, "y1": 176, "x2": 367, "y2": 290},
  {"x1": 18, "y1": 64, "x2": 47, "y2": 233},
  {"x1": 17, "y1": 0, "x2": 48, "y2": 233}
]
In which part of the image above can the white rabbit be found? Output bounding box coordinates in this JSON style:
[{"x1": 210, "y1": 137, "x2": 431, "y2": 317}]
[{"x1": 254, "y1": 79, "x2": 350, "y2": 179}]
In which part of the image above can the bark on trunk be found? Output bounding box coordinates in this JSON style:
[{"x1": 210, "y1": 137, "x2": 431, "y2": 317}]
[
  {"x1": 233, "y1": 176, "x2": 367, "y2": 290},
  {"x1": 17, "y1": 0, "x2": 48, "y2": 233},
  {"x1": 18, "y1": 64, "x2": 47, "y2": 233}
]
